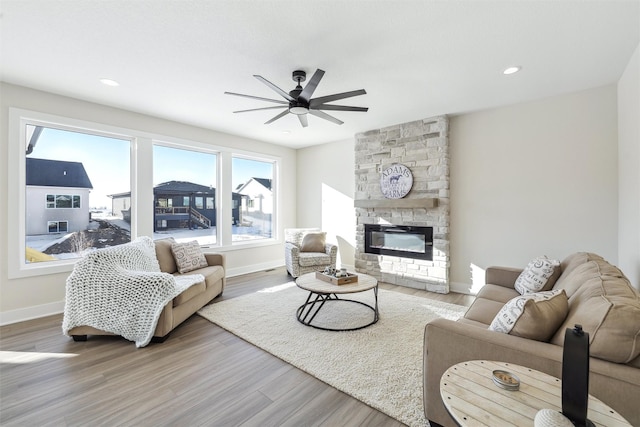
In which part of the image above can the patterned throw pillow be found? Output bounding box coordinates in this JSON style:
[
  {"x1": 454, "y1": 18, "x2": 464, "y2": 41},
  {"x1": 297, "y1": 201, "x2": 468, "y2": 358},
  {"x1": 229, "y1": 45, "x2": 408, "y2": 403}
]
[
  {"x1": 171, "y1": 240, "x2": 208, "y2": 274},
  {"x1": 515, "y1": 256, "x2": 561, "y2": 294},
  {"x1": 489, "y1": 290, "x2": 568, "y2": 342},
  {"x1": 300, "y1": 232, "x2": 326, "y2": 253}
]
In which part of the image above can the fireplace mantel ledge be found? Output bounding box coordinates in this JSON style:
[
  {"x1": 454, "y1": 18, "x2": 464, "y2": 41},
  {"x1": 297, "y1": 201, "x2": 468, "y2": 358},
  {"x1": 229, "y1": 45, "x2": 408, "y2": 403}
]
[{"x1": 354, "y1": 198, "x2": 438, "y2": 209}]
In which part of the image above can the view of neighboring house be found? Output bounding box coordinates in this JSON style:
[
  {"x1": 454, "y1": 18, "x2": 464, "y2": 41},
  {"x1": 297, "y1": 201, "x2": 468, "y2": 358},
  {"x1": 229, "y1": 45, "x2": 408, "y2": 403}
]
[
  {"x1": 25, "y1": 157, "x2": 93, "y2": 235},
  {"x1": 235, "y1": 177, "x2": 273, "y2": 216},
  {"x1": 109, "y1": 180, "x2": 244, "y2": 231}
]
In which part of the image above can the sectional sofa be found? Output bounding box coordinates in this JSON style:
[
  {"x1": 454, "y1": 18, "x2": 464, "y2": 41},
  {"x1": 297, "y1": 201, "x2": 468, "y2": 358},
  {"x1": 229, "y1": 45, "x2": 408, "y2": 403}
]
[{"x1": 423, "y1": 252, "x2": 640, "y2": 426}]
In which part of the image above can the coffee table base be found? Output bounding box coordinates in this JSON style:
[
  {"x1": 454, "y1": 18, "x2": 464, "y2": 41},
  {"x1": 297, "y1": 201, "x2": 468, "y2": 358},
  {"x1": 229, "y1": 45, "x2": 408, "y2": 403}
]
[{"x1": 296, "y1": 288, "x2": 379, "y2": 331}]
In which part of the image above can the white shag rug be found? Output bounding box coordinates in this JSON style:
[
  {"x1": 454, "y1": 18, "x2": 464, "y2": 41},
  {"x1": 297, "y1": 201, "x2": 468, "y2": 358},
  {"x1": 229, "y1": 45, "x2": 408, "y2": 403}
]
[{"x1": 197, "y1": 282, "x2": 466, "y2": 427}]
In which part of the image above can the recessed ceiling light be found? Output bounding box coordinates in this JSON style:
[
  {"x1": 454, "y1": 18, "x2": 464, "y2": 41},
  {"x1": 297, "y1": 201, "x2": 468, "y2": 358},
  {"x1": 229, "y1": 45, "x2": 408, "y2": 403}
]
[
  {"x1": 100, "y1": 78, "x2": 120, "y2": 87},
  {"x1": 282, "y1": 130, "x2": 291, "y2": 135},
  {"x1": 503, "y1": 66, "x2": 522, "y2": 75}
]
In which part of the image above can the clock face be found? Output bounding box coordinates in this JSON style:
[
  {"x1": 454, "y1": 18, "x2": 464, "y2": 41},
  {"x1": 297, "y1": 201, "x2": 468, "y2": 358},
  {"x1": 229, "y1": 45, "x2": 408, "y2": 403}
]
[{"x1": 380, "y1": 163, "x2": 413, "y2": 199}]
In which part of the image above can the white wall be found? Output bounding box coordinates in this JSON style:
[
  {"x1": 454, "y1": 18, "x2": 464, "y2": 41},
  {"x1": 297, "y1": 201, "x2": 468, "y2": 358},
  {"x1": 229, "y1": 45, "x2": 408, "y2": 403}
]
[
  {"x1": 296, "y1": 139, "x2": 356, "y2": 269},
  {"x1": 298, "y1": 85, "x2": 621, "y2": 293},
  {"x1": 0, "y1": 83, "x2": 297, "y2": 323},
  {"x1": 450, "y1": 85, "x2": 619, "y2": 292},
  {"x1": 617, "y1": 44, "x2": 640, "y2": 291}
]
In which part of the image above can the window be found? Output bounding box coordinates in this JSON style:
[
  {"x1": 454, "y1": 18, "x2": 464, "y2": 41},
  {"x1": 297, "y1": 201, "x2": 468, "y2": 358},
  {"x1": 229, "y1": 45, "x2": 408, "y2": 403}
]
[
  {"x1": 47, "y1": 220, "x2": 68, "y2": 233},
  {"x1": 21, "y1": 123, "x2": 131, "y2": 266},
  {"x1": 9, "y1": 108, "x2": 280, "y2": 278},
  {"x1": 195, "y1": 197, "x2": 204, "y2": 209},
  {"x1": 153, "y1": 144, "x2": 217, "y2": 245},
  {"x1": 232, "y1": 156, "x2": 274, "y2": 242},
  {"x1": 46, "y1": 194, "x2": 81, "y2": 209}
]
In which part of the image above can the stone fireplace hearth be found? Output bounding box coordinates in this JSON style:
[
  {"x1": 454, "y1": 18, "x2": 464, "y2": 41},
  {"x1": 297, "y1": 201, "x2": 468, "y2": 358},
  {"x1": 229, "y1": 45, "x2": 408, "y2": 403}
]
[{"x1": 354, "y1": 115, "x2": 449, "y2": 293}]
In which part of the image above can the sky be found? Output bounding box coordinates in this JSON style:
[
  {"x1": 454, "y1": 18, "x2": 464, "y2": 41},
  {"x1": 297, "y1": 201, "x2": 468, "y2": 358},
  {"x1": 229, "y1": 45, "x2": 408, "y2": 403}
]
[{"x1": 28, "y1": 126, "x2": 273, "y2": 209}]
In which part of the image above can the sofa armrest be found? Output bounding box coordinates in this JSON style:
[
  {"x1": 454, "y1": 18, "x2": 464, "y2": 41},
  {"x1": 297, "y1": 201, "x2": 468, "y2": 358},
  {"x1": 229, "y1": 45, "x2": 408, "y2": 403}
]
[
  {"x1": 423, "y1": 318, "x2": 640, "y2": 426},
  {"x1": 485, "y1": 266, "x2": 522, "y2": 288},
  {"x1": 204, "y1": 253, "x2": 225, "y2": 269}
]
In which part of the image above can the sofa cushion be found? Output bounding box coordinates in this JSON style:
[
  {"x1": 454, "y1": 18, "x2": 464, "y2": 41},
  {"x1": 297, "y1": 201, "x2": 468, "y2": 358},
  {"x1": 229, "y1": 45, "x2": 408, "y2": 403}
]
[
  {"x1": 198, "y1": 265, "x2": 225, "y2": 289},
  {"x1": 489, "y1": 290, "x2": 568, "y2": 342},
  {"x1": 550, "y1": 259, "x2": 640, "y2": 363},
  {"x1": 514, "y1": 256, "x2": 561, "y2": 294},
  {"x1": 171, "y1": 240, "x2": 208, "y2": 274},
  {"x1": 554, "y1": 252, "x2": 605, "y2": 295},
  {"x1": 172, "y1": 281, "x2": 206, "y2": 306},
  {"x1": 300, "y1": 232, "x2": 326, "y2": 252},
  {"x1": 463, "y1": 297, "x2": 511, "y2": 326},
  {"x1": 155, "y1": 237, "x2": 177, "y2": 274},
  {"x1": 476, "y1": 283, "x2": 521, "y2": 304}
]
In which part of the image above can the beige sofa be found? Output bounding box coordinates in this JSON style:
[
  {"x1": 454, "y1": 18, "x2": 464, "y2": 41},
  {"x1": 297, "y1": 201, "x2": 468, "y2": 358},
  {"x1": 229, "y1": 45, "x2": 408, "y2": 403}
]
[
  {"x1": 423, "y1": 252, "x2": 640, "y2": 427},
  {"x1": 68, "y1": 238, "x2": 225, "y2": 343}
]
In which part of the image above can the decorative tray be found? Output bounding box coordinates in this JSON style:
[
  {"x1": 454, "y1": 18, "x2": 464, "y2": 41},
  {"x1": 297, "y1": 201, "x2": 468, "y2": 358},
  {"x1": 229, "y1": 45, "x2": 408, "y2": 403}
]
[
  {"x1": 492, "y1": 370, "x2": 520, "y2": 391},
  {"x1": 315, "y1": 271, "x2": 358, "y2": 285}
]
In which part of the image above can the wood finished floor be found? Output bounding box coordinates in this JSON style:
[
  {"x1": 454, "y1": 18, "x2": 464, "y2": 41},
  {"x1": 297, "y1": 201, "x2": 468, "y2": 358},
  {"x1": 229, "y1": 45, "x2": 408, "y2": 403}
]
[{"x1": 0, "y1": 267, "x2": 473, "y2": 427}]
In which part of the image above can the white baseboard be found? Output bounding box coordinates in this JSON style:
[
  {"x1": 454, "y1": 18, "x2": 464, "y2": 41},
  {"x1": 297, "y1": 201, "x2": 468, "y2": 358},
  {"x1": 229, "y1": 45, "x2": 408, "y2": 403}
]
[
  {"x1": 0, "y1": 300, "x2": 65, "y2": 326},
  {"x1": 226, "y1": 260, "x2": 285, "y2": 278}
]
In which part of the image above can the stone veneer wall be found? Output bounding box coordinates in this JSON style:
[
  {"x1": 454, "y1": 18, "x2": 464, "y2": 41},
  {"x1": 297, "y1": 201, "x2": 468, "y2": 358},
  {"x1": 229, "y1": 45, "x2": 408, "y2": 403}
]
[{"x1": 354, "y1": 115, "x2": 450, "y2": 293}]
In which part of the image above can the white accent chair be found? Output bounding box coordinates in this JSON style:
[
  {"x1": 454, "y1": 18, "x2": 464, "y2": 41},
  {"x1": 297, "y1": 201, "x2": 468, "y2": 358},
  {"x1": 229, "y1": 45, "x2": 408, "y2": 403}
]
[{"x1": 284, "y1": 228, "x2": 337, "y2": 278}]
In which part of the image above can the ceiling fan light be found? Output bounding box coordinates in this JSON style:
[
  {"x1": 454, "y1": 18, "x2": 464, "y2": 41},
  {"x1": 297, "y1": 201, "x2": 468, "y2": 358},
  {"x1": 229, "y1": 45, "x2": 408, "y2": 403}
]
[{"x1": 289, "y1": 106, "x2": 309, "y2": 115}]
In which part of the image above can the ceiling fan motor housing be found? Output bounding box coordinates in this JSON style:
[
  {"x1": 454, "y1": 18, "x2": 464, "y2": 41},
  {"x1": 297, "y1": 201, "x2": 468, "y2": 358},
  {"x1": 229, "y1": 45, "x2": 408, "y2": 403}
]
[{"x1": 292, "y1": 70, "x2": 306, "y2": 83}]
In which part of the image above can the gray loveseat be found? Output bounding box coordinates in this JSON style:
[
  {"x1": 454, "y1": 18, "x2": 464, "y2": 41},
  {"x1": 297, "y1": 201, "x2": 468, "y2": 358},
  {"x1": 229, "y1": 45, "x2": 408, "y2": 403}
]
[{"x1": 423, "y1": 252, "x2": 640, "y2": 426}]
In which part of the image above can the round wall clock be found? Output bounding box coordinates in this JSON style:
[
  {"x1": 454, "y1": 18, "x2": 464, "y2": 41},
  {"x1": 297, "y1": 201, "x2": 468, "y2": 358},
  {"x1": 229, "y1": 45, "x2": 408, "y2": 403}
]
[{"x1": 380, "y1": 163, "x2": 413, "y2": 199}]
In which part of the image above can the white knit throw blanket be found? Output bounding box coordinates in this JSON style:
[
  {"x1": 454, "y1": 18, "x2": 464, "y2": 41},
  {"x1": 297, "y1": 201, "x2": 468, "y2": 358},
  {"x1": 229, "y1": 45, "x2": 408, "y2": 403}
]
[{"x1": 62, "y1": 236, "x2": 204, "y2": 347}]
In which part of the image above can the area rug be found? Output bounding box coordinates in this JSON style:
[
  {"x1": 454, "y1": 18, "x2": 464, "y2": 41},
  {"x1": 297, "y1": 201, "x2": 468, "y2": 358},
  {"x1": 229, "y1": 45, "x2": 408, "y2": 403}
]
[{"x1": 197, "y1": 281, "x2": 466, "y2": 426}]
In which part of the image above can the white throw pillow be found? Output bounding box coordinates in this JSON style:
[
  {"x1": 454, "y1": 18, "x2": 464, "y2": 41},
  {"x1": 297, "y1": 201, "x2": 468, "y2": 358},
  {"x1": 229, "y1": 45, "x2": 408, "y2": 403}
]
[
  {"x1": 171, "y1": 240, "x2": 208, "y2": 274},
  {"x1": 489, "y1": 290, "x2": 568, "y2": 342},
  {"x1": 515, "y1": 256, "x2": 560, "y2": 295}
]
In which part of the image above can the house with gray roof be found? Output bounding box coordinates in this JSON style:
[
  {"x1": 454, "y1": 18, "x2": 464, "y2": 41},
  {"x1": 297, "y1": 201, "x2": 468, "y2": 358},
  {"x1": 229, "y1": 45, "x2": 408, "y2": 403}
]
[
  {"x1": 109, "y1": 180, "x2": 244, "y2": 231},
  {"x1": 25, "y1": 158, "x2": 93, "y2": 235}
]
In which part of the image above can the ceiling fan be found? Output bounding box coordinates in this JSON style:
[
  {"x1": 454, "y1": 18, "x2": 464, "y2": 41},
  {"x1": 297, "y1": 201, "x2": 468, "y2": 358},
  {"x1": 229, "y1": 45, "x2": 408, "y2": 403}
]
[{"x1": 224, "y1": 69, "x2": 368, "y2": 127}]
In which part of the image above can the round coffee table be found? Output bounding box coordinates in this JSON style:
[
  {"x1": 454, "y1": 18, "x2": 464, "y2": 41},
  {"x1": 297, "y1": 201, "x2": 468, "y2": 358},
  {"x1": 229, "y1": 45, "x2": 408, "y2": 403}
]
[{"x1": 295, "y1": 272, "x2": 379, "y2": 331}]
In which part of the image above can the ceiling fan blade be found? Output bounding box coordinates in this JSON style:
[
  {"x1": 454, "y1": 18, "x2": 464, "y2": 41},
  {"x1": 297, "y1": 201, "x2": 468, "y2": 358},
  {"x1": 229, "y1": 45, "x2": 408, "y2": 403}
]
[
  {"x1": 311, "y1": 104, "x2": 368, "y2": 112},
  {"x1": 298, "y1": 69, "x2": 325, "y2": 103},
  {"x1": 233, "y1": 106, "x2": 289, "y2": 113},
  {"x1": 264, "y1": 109, "x2": 289, "y2": 125},
  {"x1": 224, "y1": 92, "x2": 288, "y2": 104},
  {"x1": 309, "y1": 89, "x2": 367, "y2": 107},
  {"x1": 298, "y1": 114, "x2": 308, "y2": 128},
  {"x1": 254, "y1": 75, "x2": 295, "y2": 102},
  {"x1": 308, "y1": 109, "x2": 344, "y2": 125}
]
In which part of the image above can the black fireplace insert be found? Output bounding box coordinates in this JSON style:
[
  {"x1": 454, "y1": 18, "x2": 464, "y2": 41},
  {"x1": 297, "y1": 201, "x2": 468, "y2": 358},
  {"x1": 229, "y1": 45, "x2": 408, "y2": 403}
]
[{"x1": 364, "y1": 224, "x2": 433, "y2": 261}]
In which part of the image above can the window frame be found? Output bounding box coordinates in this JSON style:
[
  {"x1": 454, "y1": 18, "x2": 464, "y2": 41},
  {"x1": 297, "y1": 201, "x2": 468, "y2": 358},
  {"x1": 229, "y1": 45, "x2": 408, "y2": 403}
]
[
  {"x1": 8, "y1": 108, "x2": 281, "y2": 279},
  {"x1": 230, "y1": 153, "x2": 278, "y2": 246},
  {"x1": 8, "y1": 109, "x2": 138, "y2": 279}
]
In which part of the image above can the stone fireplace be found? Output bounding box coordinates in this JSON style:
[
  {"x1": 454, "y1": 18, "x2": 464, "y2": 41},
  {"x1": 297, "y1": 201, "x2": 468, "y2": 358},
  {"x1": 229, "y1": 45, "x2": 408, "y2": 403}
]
[{"x1": 354, "y1": 115, "x2": 449, "y2": 293}]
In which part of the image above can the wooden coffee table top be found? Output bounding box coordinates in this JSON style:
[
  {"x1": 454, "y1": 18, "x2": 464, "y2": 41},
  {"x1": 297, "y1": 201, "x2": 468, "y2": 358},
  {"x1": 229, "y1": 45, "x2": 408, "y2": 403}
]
[
  {"x1": 296, "y1": 272, "x2": 377, "y2": 294},
  {"x1": 440, "y1": 360, "x2": 630, "y2": 427}
]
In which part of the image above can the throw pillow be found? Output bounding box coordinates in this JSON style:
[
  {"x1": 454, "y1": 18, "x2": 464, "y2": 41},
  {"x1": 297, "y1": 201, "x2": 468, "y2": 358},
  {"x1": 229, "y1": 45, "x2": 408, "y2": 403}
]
[
  {"x1": 515, "y1": 256, "x2": 561, "y2": 295},
  {"x1": 300, "y1": 232, "x2": 326, "y2": 253},
  {"x1": 489, "y1": 289, "x2": 568, "y2": 342},
  {"x1": 171, "y1": 240, "x2": 208, "y2": 274}
]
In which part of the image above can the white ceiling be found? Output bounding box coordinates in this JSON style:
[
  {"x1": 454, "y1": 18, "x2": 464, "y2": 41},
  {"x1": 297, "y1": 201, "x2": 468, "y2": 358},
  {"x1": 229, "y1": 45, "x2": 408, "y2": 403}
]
[{"x1": 1, "y1": 0, "x2": 638, "y2": 149}]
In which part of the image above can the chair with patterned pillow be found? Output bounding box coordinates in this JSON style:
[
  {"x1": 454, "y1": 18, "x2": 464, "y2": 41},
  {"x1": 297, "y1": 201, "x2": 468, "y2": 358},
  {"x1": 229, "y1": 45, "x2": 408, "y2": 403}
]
[{"x1": 284, "y1": 228, "x2": 337, "y2": 278}]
